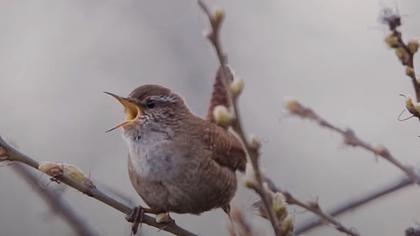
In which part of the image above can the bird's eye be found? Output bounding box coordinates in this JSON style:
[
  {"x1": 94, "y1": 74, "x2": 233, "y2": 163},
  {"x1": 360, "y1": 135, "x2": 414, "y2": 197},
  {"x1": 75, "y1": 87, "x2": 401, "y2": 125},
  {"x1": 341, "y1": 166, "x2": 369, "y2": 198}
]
[{"x1": 145, "y1": 100, "x2": 156, "y2": 109}]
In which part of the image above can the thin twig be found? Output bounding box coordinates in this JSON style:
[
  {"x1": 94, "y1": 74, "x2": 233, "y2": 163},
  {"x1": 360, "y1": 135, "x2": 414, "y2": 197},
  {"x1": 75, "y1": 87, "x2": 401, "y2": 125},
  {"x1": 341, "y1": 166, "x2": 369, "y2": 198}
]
[
  {"x1": 380, "y1": 8, "x2": 420, "y2": 118},
  {"x1": 0, "y1": 136, "x2": 197, "y2": 236},
  {"x1": 11, "y1": 163, "x2": 98, "y2": 236},
  {"x1": 286, "y1": 100, "x2": 420, "y2": 183},
  {"x1": 295, "y1": 175, "x2": 412, "y2": 234},
  {"x1": 406, "y1": 226, "x2": 420, "y2": 236},
  {"x1": 198, "y1": 1, "x2": 282, "y2": 235},
  {"x1": 228, "y1": 207, "x2": 255, "y2": 236},
  {"x1": 264, "y1": 178, "x2": 359, "y2": 236}
]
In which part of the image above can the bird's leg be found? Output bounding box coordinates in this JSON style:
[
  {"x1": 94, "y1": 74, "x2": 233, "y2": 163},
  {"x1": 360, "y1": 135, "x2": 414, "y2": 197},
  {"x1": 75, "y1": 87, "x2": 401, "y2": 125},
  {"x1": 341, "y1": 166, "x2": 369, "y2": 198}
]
[
  {"x1": 222, "y1": 204, "x2": 231, "y2": 220},
  {"x1": 126, "y1": 206, "x2": 170, "y2": 234},
  {"x1": 126, "y1": 206, "x2": 145, "y2": 235},
  {"x1": 155, "y1": 212, "x2": 174, "y2": 224},
  {"x1": 154, "y1": 212, "x2": 175, "y2": 232},
  {"x1": 126, "y1": 206, "x2": 162, "y2": 222}
]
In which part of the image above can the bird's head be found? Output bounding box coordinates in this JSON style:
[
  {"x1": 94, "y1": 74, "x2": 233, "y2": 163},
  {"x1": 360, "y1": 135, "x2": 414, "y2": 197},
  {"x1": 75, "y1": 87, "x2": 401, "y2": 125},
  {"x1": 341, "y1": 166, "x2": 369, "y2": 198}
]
[{"x1": 105, "y1": 85, "x2": 190, "y2": 133}]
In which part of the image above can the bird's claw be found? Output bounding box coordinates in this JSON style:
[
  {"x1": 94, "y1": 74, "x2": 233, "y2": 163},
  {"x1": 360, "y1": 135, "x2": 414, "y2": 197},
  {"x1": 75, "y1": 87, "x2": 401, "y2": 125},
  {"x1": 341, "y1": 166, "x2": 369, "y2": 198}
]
[
  {"x1": 126, "y1": 206, "x2": 145, "y2": 235},
  {"x1": 155, "y1": 213, "x2": 175, "y2": 232},
  {"x1": 155, "y1": 212, "x2": 173, "y2": 224}
]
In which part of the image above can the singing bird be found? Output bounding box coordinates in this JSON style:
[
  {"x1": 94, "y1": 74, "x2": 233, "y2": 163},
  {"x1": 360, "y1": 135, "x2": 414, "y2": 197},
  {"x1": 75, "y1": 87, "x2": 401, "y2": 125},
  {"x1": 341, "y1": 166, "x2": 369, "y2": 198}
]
[{"x1": 106, "y1": 70, "x2": 246, "y2": 233}]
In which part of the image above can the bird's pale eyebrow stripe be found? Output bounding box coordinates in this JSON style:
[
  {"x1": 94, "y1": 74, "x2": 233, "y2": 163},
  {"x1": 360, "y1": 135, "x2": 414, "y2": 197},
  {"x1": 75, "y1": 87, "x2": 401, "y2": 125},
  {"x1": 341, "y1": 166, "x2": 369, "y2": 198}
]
[{"x1": 149, "y1": 95, "x2": 177, "y2": 103}]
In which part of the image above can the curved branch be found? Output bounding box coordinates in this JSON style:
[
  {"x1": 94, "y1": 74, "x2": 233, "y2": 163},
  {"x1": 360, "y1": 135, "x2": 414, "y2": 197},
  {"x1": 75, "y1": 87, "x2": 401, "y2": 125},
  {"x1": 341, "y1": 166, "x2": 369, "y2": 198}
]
[{"x1": 0, "y1": 136, "x2": 197, "y2": 236}]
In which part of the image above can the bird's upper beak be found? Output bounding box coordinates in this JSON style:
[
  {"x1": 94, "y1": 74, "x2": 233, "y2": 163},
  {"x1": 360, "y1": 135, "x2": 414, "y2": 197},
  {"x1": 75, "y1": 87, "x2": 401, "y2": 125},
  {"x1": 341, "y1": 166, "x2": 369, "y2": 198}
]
[{"x1": 104, "y1": 92, "x2": 143, "y2": 132}]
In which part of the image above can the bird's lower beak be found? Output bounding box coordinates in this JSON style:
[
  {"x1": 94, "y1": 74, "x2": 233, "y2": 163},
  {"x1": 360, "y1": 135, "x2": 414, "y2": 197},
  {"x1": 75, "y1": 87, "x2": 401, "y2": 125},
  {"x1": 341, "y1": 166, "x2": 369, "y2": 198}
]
[{"x1": 104, "y1": 92, "x2": 143, "y2": 132}]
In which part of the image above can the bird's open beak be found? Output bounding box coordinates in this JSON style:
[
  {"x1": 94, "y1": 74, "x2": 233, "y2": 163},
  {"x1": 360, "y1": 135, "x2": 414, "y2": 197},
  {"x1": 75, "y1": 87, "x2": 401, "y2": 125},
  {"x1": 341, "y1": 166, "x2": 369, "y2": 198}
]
[{"x1": 104, "y1": 92, "x2": 143, "y2": 133}]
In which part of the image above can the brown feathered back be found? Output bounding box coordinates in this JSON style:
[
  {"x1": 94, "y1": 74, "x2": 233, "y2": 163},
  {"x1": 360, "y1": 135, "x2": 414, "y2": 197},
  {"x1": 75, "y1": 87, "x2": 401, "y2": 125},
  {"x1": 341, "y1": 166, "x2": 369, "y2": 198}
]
[
  {"x1": 204, "y1": 66, "x2": 246, "y2": 172},
  {"x1": 201, "y1": 122, "x2": 247, "y2": 172},
  {"x1": 206, "y1": 67, "x2": 232, "y2": 122}
]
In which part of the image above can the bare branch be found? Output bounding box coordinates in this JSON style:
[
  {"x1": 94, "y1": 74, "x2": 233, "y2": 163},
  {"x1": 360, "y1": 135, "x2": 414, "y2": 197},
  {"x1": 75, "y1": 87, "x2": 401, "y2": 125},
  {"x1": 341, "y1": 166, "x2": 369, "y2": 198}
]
[
  {"x1": 286, "y1": 100, "x2": 420, "y2": 183},
  {"x1": 263, "y1": 178, "x2": 359, "y2": 236},
  {"x1": 199, "y1": 2, "x2": 360, "y2": 236},
  {"x1": 228, "y1": 207, "x2": 255, "y2": 236},
  {"x1": 11, "y1": 163, "x2": 98, "y2": 236},
  {"x1": 295, "y1": 175, "x2": 412, "y2": 234},
  {"x1": 198, "y1": 1, "x2": 282, "y2": 235},
  {"x1": 0, "y1": 136, "x2": 197, "y2": 236}
]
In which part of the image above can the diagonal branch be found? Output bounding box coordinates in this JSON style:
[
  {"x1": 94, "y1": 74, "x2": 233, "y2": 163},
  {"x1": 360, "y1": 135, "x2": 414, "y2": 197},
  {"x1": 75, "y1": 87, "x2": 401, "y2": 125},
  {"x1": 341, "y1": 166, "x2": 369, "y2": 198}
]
[
  {"x1": 11, "y1": 163, "x2": 98, "y2": 236},
  {"x1": 286, "y1": 100, "x2": 420, "y2": 183},
  {"x1": 295, "y1": 175, "x2": 412, "y2": 234},
  {"x1": 0, "y1": 136, "x2": 197, "y2": 236}
]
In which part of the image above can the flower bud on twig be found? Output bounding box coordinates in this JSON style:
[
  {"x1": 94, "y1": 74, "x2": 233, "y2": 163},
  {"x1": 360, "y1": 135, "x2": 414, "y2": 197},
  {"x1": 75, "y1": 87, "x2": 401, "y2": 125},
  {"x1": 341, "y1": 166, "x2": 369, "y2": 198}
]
[
  {"x1": 230, "y1": 78, "x2": 244, "y2": 97},
  {"x1": 212, "y1": 8, "x2": 225, "y2": 25},
  {"x1": 64, "y1": 164, "x2": 94, "y2": 187},
  {"x1": 384, "y1": 34, "x2": 399, "y2": 48},
  {"x1": 285, "y1": 99, "x2": 301, "y2": 114},
  {"x1": 372, "y1": 145, "x2": 390, "y2": 158},
  {"x1": 408, "y1": 40, "x2": 419, "y2": 54},
  {"x1": 249, "y1": 135, "x2": 262, "y2": 150},
  {"x1": 39, "y1": 161, "x2": 64, "y2": 177},
  {"x1": 395, "y1": 47, "x2": 409, "y2": 65},
  {"x1": 272, "y1": 193, "x2": 287, "y2": 220},
  {"x1": 39, "y1": 161, "x2": 94, "y2": 188},
  {"x1": 213, "y1": 105, "x2": 234, "y2": 127},
  {"x1": 405, "y1": 96, "x2": 420, "y2": 115},
  {"x1": 406, "y1": 66, "x2": 416, "y2": 78},
  {"x1": 244, "y1": 163, "x2": 256, "y2": 188},
  {"x1": 280, "y1": 216, "x2": 294, "y2": 236}
]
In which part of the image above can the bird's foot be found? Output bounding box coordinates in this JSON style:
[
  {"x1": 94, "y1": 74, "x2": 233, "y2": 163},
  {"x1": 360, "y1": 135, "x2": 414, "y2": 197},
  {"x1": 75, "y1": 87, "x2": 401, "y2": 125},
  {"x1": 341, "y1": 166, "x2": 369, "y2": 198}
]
[
  {"x1": 155, "y1": 212, "x2": 173, "y2": 224},
  {"x1": 155, "y1": 212, "x2": 175, "y2": 231},
  {"x1": 126, "y1": 206, "x2": 165, "y2": 235}
]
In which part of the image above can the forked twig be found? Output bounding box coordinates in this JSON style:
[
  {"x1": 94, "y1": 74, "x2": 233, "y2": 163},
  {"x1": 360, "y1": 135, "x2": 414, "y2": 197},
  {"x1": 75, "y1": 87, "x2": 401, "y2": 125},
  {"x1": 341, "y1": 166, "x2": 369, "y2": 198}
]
[
  {"x1": 286, "y1": 100, "x2": 420, "y2": 183},
  {"x1": 198, "y1": 1, "x2": 282, "y2": 235}
]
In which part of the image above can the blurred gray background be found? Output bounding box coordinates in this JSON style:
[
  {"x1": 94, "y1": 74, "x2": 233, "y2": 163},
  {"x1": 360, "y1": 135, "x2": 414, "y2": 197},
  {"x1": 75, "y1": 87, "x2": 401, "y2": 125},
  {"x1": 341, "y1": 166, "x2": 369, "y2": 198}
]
[{"x1": 1, "y1": 0, "x2": 420, "y2": 235}]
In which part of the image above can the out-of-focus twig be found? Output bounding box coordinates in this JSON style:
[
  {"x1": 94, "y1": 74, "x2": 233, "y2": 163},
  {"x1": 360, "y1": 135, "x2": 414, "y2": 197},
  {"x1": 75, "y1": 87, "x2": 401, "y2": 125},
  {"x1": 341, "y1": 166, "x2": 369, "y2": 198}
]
[
  {"x1": 253, "y1": 192, "x2": 294, "y2": 236},
  {"x1": 11, "y1": 163, "x2": 98, "y2": 236},
  {"x1": 286, "y1": 100, "x2": 420, "y2": 184},
  {"x1": 295, "y1": 175, "x2": 412, "y2": 234},
  {"x1": 198, "y1": 1, "x2": 282, "y2": 235},
  {"x1": 228, "y1": 207, "x2": 254, "y2": 236},
  {"x1": 406, "y1": 226, "x2": 420, "y2": 236},
  {"x1": 380, "y1": 8, "x2": 420, "y2": 119},
  {"x1": 0, "y1": 136, "x2": 197, "y2": 236},
  {"x1": 263, "y1": 178, "x2": 359, "y2": 236}
]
